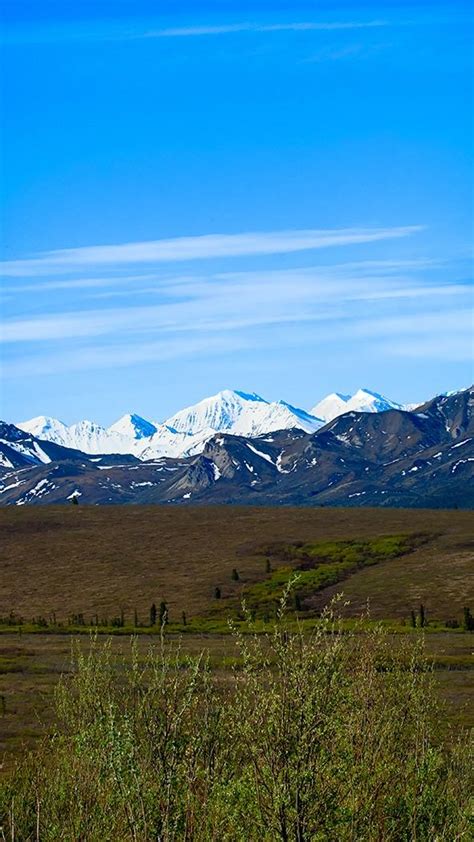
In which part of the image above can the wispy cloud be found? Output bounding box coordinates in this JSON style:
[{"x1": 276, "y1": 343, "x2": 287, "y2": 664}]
[
  {"x1": 146, "y1": 21, "x2": 388, "y2": 38},
  {"x1": 3, "y1": 240, "x2": 469, "y2": 377},
  {"x1": 0, "y1": 226, "x2": 423, "y2": 277},
  {"x1": 383, "y1": 337, "x2": 473, "y2": 362},
  {"x1": 4, "y1": 335, "x2": 251, "y2": 379},
  {"x1": 0, "y1": 273, "x2": 165, "y2": 294},
  {"x1": 353, "y1": 308, "x2": 472, "y2": 336},
  {"x1": 2, "y1": 263, "x2": 469, "y2": 346}
]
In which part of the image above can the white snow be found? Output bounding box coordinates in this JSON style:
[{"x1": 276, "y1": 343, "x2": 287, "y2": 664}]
[
  {"x1": 246, "y1": 443, "x2": 275, "y2": 465},
  {"x1": 29, "y1": 478, "x2": 50, "y2": 497},
  {"x1": 276, "y1": 450, "x2": 291, "y2": 473},
  {"x1": 0, "y1": 437, "x2": 51, "y2": 466},
  {"x1": 0, "y1": 479, "x2": 26, "y2": 492},
  {"x1": 32, "y1": 442, "x2": 52, "y2": 464},
  {"x1": 452, "y1": 458, "x2": 474, "y2": 472},
  {"x1": 164, "y1": 390, "x2": 322, "y2": 438},
  {"x1": 66, "y1": 489, "x2": 82, "y2": 499},
  {"x1": 164, "y1": 390, "x2": 266, "y2": 435},
  {"x1": 310, "y1": 388, "x2": 403, "y2": 422},
  {"x1": 108, "y1": 413, "x2": 157, "y2": 440}
]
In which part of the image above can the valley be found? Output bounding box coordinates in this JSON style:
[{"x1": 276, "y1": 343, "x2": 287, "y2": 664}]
[{"x1": 0, "y1": 505, "x2": 472, "y2": 770}]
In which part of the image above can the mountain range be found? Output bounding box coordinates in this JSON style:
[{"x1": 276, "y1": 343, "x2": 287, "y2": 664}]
[
  {"x1": 1, "y1": 387, "x2": 472, "y2": 509},
  {"x1": 16, "y1": 387, "x2": 411, "y2": 461}
]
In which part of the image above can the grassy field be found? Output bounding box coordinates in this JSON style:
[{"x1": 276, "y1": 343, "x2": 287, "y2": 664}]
[
  {"x1": 1, "y1": 506, "x2": 473, "y2": 624},
  {"x1": 0, "y1": 506, "x2": 473, "y2": 771}
]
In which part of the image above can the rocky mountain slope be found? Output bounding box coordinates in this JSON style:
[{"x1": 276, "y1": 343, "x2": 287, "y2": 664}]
[{"x1": 1, "y1": 388, "x2": 472, "y2": 509}]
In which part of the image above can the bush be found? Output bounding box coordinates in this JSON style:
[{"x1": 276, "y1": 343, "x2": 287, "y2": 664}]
[{"x1": 1, "y1": 594, "x2": 471, "y2": 841}]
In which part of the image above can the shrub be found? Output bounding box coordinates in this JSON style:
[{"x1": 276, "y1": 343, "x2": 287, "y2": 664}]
[
  {"x1": 445, "y1": 618, "x2": 460, "y2": 629},
  {"x1": 0, "y1": 595, "x2": 471, "y2": 841}
]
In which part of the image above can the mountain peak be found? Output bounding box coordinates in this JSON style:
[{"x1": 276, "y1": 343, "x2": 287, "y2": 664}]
[
  {"x1": 108, "y1": 413, "x2": 157, "y2": 440},
  {"x1": 310, "y1": 389, "x2": 402, "y2": 422},
  {"x1": 209, "y1": 388, "x2": 267, "y2": 404},
  {"x1": 164, "y1": 389, "x2": 268, "y2": 435},
  {"x1": 354, "y1": 388, "x2": 388, "y2": 401},
  {"x1": 18, "y1": 415, "x2": 67, "y2": 430}
]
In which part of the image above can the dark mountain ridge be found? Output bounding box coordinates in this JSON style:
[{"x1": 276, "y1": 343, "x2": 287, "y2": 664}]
[{"x1": 1, "y1": 388, "x2": 472, "y2": 508}]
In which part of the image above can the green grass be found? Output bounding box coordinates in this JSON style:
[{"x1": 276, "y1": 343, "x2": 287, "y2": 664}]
[
  {"x1": 1, "y1": 506, "x2": 472, "y2": 625},
  {"x1": 0, "y1": 535, "x2": 426, "y2": 633},
  {"x1": 217, "y1": 534, "x2": 427, "y2": 619}
]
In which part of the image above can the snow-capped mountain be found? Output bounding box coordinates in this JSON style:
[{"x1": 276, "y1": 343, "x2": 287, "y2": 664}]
[
  {"x1": 0, "y1": 421, "x2": 93, "y2": 471},
  {"x1": 17, "y1": 391, "x2": 323, "y2": 460},
  {"x1": 310, "y1": 389, "x2": 403, "y2": 422},
  {"x1": 138, "y1": 426, "x2": 213, "y2": 460},
  {"x1": 164, "y1": 390, "x2": 264, "y2": 434},
  {"x1": 3, "y1": 388, "x2": 473, "y2": 508},
  {"x1": 164, "y1": 390, "x2": 323, "y2": 437},
  {"x1": 16, "y1": 387, "x2": 419, "y2": 461},
  {"x1": 17, "y1": 416, "x2": 72, "y2": 448},
  {"x1": 108, "y1": 413, "x2": 158, "y2": 440},
  {"x1": 231, "y1": 400, "x2": 321, "y2": 436},
  {"x1": 309, "y1": 393, "x2": 352, "y2": 423},
  {"x1": 19, "y1": 416, "x2": 134, "y2": 455}
]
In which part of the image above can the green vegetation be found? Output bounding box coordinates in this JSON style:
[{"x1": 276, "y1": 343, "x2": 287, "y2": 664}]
[
  {"x1": 1, "y1": 599, "x2": 471, "y2": 841},
  {"x1": 224, "y1": 535, "x2": 425, "y2": 618},
  {"x1": 1, "y1": 506, "x2": 472, "y2": 624},
  {"x1": 2, "y1": 533, "x2": 471, "y2": 636}
]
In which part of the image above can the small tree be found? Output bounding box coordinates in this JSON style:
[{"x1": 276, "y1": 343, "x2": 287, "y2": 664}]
[
  {"x1": 231, "y1": 568, "x2": 240, "y2": 582},
  {"x1": 72, "y1": 495, "x2": 79, "y2": 506},
  {"x1": 181, "y1": 611, "x2": 187, "y2": 626},
  {"x1": 159, "y1": 601, "x2": 168, "y2": 626},
  {"x1": 149, "y1": 603, "x2": 157, "y2": 627},
  {"x1": 463, "y1": 606, "x2": 474, "y2": 631},
  {"x1": 419, "y1": 603, "x2": 426, "y2": 628},
  {"x1": 214, "y1": 587, "x2": 221, "y2": 600},
  {"x1": 265, "y1": 559, "x2": 272, "y2": 574},
  {"x1": 134, "y1": 608, "x2": 138, "y2": 628},
  {"x1": 410, "y1": 610, "x2": 417, "y2": 628}
]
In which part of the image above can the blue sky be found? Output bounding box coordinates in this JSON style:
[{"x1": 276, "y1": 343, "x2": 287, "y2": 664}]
[{"x1": 1, "y1": 0, "x2": 472, "y2": 424}]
